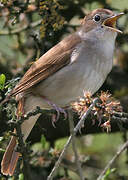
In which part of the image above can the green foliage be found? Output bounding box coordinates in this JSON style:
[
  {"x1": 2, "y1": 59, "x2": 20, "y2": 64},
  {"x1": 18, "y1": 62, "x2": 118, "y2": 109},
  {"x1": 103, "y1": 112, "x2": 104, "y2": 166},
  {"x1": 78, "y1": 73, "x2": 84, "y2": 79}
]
[
  {"x1": 0, "y1": 74, "x2": 6, "y2": 90},
  {"x1": 0, "y1": 136, "x2": 5, "y2": 153},
  {"x1": 18, "y1": 173, "x2": 24, "y2": 180},
  {"x1": 0, "y1": 136, "x2": 4, "y2": 142},
  {"x1": 0, "y1": 0, "x2": 9, "y2": 5},
  {"x1": 4, "y1": 77, "x2": 20, "y2": 95},
  {"x1": 41, "y1": 134, "x2": 47, "y2": 149},
  {"x1": 55, "y1": 137, "x2": 68, "y2": 150},
  {"x1": 114, "y1": 87, "x2": 128, "y2": 98},
  {"x1": 102, "y1": 168, "x2": 116, "y2": 180},
  {"x1": 31, "y1": 135, "x2": 49, "y2": 153},
  {"x1": 8, "y1": 177, "x2": 14, "y2": 180}
]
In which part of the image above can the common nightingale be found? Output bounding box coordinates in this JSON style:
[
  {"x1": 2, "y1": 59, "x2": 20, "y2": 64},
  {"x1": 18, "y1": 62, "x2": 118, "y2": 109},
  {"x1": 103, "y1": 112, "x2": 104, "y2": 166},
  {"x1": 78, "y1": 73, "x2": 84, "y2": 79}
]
[{"x1": 1, "y1": 8, "x2": 124, "y2": 176}]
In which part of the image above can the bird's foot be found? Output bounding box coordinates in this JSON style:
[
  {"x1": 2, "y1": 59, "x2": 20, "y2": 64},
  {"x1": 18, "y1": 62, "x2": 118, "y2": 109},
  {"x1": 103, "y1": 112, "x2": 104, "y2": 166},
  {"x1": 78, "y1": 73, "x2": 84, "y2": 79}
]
[
  {"x1": 52, "y1": 103, "x2": 67, "y2": 121},
  {"x1": 41, "y1": 96, "x2": 67, "y2": 125}
]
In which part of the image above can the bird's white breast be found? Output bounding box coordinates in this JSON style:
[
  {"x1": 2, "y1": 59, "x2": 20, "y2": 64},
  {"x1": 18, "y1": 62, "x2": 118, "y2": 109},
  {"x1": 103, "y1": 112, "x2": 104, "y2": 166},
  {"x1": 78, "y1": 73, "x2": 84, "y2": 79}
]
[{"x1": 34, "y1": 38, "x2": 115, "y2": 108}]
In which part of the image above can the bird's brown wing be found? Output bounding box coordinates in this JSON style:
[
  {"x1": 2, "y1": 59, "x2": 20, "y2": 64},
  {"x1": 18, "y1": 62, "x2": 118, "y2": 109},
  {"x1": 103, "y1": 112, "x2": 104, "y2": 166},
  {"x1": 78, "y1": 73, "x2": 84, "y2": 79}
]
[{"x1": 11, "y1": 34, "x2": 81, "y2": 97}]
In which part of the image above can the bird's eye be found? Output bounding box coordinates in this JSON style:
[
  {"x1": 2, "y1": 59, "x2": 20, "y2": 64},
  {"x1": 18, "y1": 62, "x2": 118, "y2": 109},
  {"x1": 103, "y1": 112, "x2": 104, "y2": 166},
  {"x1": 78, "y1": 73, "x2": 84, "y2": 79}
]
[{"x1": 94, "y1": 14, "x2": 101, "y2": 22}]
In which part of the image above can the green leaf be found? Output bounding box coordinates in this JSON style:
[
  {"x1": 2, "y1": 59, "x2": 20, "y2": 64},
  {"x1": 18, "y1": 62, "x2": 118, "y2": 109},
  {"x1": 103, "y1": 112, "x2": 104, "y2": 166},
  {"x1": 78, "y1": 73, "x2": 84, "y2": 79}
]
[
  {"x1": 41, "y1": 135, "x2": 46, "y2": 148},
  {"x1": 0, "y1": 148, "x2": 5, "y2": 152},
  {"x1": 55, "y1": 138, "x2": 68, "y2": 150},
  {"x1": 19, "y1": 173, "x2": 24, "y2": 180},
  {"x1": 0, "y1": 74, "x2": 6, "y2": 90},
  {"x1": 0, "y1": 136, "x2": 4, "y2": 142},
  {"x1": 8, "y1": 177, "x2": 14, "y2": 180},
  {"x1": 102, "y1": 168, "x2": 116, "y2": 180}
]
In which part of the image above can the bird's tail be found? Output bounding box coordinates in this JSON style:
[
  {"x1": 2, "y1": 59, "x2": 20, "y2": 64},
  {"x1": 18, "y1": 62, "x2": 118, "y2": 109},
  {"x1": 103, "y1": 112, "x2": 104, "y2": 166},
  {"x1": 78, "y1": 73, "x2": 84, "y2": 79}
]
[
  {"x1": 1, "y1": 98, "x2": 24, "y2": 176},
  {"x1": 1, "y1": 95, "x2": 42, "y2": 176},
  {"x1": 1, "y1": 135, "x2": 20, "y2": 176}
]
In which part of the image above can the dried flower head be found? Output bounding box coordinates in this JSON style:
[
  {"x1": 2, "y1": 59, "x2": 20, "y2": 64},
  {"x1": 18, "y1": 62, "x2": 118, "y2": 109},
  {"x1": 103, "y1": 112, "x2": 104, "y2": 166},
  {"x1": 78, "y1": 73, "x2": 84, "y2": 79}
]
[
  {"x1": 100, "y1": 121, "x2": 111, "y2": 133},
  {"x1": 71, "y1": 91, "x2": 123, "y2": 132},
  {"x1": 98, "y1": 91, "x2": 123, "y2": 116},
  {"x1": 71, "y1": 91, "x2": 92, "y2": 117}
]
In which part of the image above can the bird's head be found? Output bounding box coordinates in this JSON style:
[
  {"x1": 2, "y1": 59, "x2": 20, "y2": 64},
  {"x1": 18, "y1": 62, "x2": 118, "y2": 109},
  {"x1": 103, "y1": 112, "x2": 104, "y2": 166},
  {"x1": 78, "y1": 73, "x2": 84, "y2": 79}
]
[{"x1": 79, "y1": 9, "x2": 124, "y2": 41}]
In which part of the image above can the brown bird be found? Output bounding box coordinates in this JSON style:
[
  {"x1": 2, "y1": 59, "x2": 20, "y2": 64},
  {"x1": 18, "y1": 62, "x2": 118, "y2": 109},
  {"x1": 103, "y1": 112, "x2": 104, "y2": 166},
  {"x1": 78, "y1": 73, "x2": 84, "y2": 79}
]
[{"x1": 1, "y1": 9, "x2": 124, "y2": 176}]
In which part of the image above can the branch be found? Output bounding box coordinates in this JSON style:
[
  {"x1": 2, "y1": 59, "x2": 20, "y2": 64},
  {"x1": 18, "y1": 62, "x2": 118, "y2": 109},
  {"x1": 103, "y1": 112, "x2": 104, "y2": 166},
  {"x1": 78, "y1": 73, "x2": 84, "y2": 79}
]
[
  {"x1": 0, "y1": 19, "x2": 42, "y2": 35},
  {"x1": 68, "y1": 109, "x2": 84, "y2": 180},
  {"x1": 47, "y1": 98, "x2": 99, "y2": 180},
  {"x1": 1, "y1": 98, "x2": 128, "y2": 144},
  {"x1": 15, "y1": 121, "x2": 32, "y2": 180},
  {"x1": 97, "y1": 140, "x2": 128, "y2": 180}
]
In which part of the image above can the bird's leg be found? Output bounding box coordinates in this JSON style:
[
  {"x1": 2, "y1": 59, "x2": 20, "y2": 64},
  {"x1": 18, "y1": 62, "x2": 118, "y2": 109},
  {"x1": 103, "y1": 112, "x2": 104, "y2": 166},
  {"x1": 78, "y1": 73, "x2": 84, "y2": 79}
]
[{"x1": 40, "y1": 96, "x2": 67, "y2": 123}]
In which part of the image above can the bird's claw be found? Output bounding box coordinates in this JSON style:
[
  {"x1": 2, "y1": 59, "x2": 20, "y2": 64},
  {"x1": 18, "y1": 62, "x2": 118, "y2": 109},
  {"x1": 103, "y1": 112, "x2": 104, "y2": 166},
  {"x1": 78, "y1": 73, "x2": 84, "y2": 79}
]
[
  {"x1": 41, "y1": 96, "x2": 67, "y2": 126},
  {"x1": 52, "y1": 104, "x2": 67, "y2": 121}
]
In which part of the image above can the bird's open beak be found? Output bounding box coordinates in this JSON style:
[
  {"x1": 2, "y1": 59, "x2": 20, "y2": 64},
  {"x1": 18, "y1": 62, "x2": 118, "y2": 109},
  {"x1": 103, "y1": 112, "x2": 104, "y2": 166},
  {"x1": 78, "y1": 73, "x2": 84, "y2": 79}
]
[{"x1": 103, "y1": 12, "x2": 124, "y2": 33}]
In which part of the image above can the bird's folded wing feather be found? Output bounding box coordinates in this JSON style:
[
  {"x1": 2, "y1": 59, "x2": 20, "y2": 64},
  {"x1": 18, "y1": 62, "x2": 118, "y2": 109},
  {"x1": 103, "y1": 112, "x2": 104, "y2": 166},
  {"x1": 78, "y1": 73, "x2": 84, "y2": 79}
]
[{"x1": 11, "y1": 34, "x2": 81, "y2": 97}]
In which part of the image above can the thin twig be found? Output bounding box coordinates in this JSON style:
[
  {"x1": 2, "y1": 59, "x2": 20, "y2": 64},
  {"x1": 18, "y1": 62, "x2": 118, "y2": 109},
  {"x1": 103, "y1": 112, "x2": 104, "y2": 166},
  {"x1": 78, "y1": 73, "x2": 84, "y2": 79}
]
[
  {"x1": 68, "y1": 109, "x2": 84, "y2": 180},
  {"x1": 122, "y1": 132, "x2": 128, "y2": 163},
  {"x1": 0, "y1": 19, "x2": 42, "y2": 35},
  {"x1": 15, "y1": 106, "x2": 56, "y2": 124},
  {"x1": 97, "y1": 140, "x2": 128, "y2": 180},
  {"x1": 47, "y1": 98, "x2": 99, "y2": 180},
  {"x1": 15, "y1": 121, "x2": 32, "y2": 180},
  {"x1": 113, "y1": 111, "x2": 128, "y2": 118}
]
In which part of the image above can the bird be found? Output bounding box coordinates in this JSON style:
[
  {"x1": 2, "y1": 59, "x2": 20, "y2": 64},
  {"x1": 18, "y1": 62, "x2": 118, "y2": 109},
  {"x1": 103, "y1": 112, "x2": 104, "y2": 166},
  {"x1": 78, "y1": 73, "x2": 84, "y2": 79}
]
[{"x1": 1, "y1": 8, "x2": 124, "y2": 176}]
